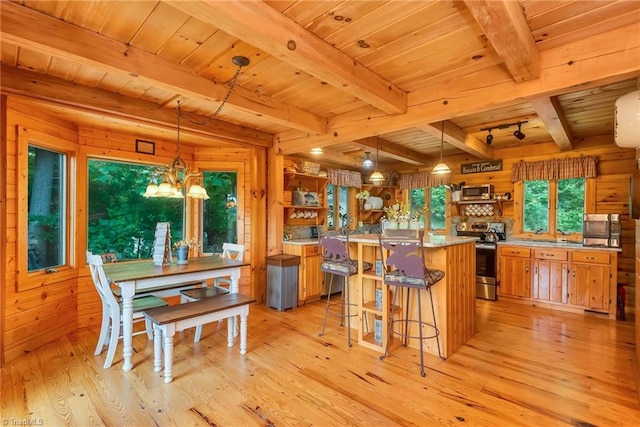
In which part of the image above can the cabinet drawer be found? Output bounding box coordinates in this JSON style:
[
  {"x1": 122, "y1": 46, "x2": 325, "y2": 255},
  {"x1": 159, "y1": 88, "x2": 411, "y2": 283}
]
[
  {"x1": 304, "y1": 245, "x2": 320, "y2": 256},
  {"x1": 571, "y1": 251, "x2": 610, "y2": 265},
  {"x1": 534, "y1": 249, "x2": 568, "y2": 261},
  {"x1": 500, "y1": 246, "x2": 531, "y2": 258}
]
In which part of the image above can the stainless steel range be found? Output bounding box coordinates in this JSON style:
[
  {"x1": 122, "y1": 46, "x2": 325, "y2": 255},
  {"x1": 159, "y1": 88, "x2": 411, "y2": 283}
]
[{"x1": 456, "y1": 222, "x2": 505, "y2": 301}]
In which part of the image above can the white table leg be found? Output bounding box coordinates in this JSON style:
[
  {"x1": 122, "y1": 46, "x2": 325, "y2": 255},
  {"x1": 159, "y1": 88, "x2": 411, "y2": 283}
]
[
  {"x1": 230, "y1": 270, "x2": 240, "y2": 337},
  {"x1": 153, "y1": 325, "x2": 162, "y2": 373},
  {"x1": 120, "y1": 284, "x2": 135, "y2": 372},
  {"x1": 240, "y1": 309, "x2": 248, "y2": 355},
  {"x1": 227, "y1": 316, "x2": 234, "y2": 347},
  {"x1": 163, "y1": 324, "x2": 176, "y2": 383}
]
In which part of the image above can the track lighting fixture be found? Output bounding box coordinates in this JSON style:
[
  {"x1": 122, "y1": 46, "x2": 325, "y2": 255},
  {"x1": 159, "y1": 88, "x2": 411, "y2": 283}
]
[
  {"x1": 486, "y1": 129, "x2": 493, "y2": 145},
  {"x1": 513, "y1": 123, "x2": 526, "y2": 140},
  {"x1": 362, "y1": 151, "x2": 374, "y2": 169},
  {"x1": 480, "y1": 120, "x2": 528, "y2": 144}
]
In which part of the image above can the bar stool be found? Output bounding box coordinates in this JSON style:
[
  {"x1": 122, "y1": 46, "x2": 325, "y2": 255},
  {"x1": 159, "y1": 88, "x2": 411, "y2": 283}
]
[
  {"x1": 318, "y1": 229, "x2": 368, "y2": 346},
  {"x1": 378, "y1": 230, "x2": 445, "y2": 377}
]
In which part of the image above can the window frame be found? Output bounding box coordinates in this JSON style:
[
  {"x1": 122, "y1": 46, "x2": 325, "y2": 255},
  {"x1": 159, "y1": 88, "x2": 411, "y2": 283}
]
[
  {"x1": 200, "y1": 170, "x2": 240, "y2": 255},
  {"x1": 17, "y1": 126, "x2": 77, "y2": 291},
  {"x1": 513, "y1": 177, "x2": 594, "y2": 240},
  {"x1": 196, "y1": 162, "x2": 245, "y2": 255},
  {"x1": 408, "y1": 186, "x2": 448, "y2": 233}
]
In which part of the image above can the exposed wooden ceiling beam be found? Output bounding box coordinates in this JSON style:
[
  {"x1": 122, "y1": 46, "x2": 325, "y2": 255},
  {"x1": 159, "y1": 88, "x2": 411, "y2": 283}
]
[
  {"x1": 356, "y1": 136, "x2": 433, "y2": 166},
  {"x1": 418, "y1": 122, "x2": 493, "y2": 160},
  {"x1": 462, "y1": 0, "x2": 540, "y2": 82},
  {"x1": 0, "y1": 1, "x2": 325, "y2": 134},
  {"x1": 167, "y1": 0, "x2": 407, "y2": 115},
  {"x1": 528, "y1": 96, "x2": 574, "y2": 151},
  {"x1": 276, "y1": 22, "x2": 640, "y2": 153},
  {"x1": 1, "y1": 66, "x2": 273, "y2": 148}
]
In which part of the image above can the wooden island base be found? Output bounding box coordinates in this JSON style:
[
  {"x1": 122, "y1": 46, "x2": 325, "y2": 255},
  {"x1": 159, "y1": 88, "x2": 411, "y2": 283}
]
[{"x1": 347, "y1": 234, "x2": 477, "y2": 359}]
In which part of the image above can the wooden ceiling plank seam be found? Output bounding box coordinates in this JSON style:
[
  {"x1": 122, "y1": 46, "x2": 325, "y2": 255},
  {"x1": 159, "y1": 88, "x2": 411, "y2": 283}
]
[
  {"x1": 353, "y1": 1, "x2": 460, "y2": 56},
  {"x1": 532, "y1": 6, "x2": 640, "y2": 51},
  {"x1": 167, "y1": 0, "x2": 408, "y2": 114},
  {"x1": 303, "y1": 1, "x2": 386, "y2": 41},
  {"x1": 354, "y1": 13, "x2": 474, "y2": 69},
  {"x1": 462, "y1": 0, "x2": 540, "y2": 82},
  {"x1": 528, "y1": 96, "x2": 574, "y2": 151},
  {"x1": 128, "y1": 2, "x2": 191, "y2": 54},
  {"x1": 0, "y1": 65, "x2": 272, "y2": 148},
  {"x1": 0, "y1": 1, "x2": 327, "y2": 135},
  {"x1": 325, "y1": 0, "x2": 433, "y2": 50},
  {"x1": 97, "y1": 1, "x2": 159, "y2": 44},
  {"x1": 275, "y1": 21, "x2": 640, "y2": 154}
]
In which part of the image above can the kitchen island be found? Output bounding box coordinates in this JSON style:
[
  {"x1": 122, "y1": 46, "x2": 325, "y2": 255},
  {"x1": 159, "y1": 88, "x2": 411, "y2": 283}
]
[{"x1": 347, "y1": 233, "x2": 478, "y2": 359}]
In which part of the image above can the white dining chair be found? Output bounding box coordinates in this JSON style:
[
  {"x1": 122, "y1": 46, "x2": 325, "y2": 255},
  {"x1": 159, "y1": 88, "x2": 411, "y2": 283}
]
[
  {"x1": 87, "y1": 252, "x2": 168, "y2": 369},
  {"x1": 180, "y1": 243, "x2": 245, "y2": 342}
]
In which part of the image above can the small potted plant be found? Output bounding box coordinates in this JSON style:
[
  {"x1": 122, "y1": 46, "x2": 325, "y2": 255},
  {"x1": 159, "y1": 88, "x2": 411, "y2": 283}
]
[
  {"x1": 383, "y1": 202, "x2": 411, "y2": 229},
  {"x1": 410, "y1": 205, "x2": 428, "y2": 229},
  {"x1": 173, "y1": 238, "x2": 199, "y2": 264}
]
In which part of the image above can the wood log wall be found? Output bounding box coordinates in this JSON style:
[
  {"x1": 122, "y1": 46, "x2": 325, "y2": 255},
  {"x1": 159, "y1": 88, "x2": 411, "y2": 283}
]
[{"x1": 1, "y1": 97, "x2": 266, "y2": 364}]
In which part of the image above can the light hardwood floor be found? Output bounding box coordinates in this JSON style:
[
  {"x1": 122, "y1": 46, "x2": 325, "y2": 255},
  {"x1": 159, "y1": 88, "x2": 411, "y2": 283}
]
[{"x1": 2, "y1": 298, "x2": 639, "y2": 426}]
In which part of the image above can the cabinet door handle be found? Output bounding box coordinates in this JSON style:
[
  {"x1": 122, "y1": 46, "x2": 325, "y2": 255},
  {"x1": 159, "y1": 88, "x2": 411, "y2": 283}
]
[
  {"x1": 534, "y1": 266, "x2": 537, "y2": 275},
  {"x1": 572, "y1": 270, "x2": 575, "y2": 278},
  {"x1": 525, "y1": 266, "x2": 529, "y2": 273},
  {"x1": 586, "y1": 256, "x2": 596, "y2": 260}
]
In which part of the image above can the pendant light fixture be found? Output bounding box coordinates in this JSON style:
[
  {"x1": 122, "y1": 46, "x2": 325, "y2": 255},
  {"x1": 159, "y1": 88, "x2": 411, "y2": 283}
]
[
  {"x1": 432, "y1": 121, "x2": 451, "y2": 175},
  {"x1": 143, "y1": 56, "x2": 250, "y2": 199},
  {"x1": 369, "y1": 136, "x2": 385, "y2": 185},
  {"x1": 362, "y1": 151, "x2": 374, "y2": 169}
]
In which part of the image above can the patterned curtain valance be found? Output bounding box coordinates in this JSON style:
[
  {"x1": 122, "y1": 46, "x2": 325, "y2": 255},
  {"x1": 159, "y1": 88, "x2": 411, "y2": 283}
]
[
  {"x1": 399, "y1": 172, "x2": 451, "y2": 189},
  {"x1": 328, "y1": 169, "x2": 362, "y2": 188},
  {"x1": 511, "y1": 155, "x2": 598, "y2": 182}
]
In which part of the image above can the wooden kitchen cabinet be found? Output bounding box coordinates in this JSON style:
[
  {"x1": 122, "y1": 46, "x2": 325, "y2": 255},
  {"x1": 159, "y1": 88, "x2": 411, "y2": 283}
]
[
  {"x1": 569, "y1": 250, "x2": 613, "y2": 311},
  {"x1": 498, "y1": 246, "x2": 531, "y2": 298},
  {"x1": 282, "y1": 243, "x2": 323, "y2": 304},
  {"x1": 498, "y1": 244, "x2": 618, "y2": 318},
  {"x1": 532, "y1": 248, "x2": 569, "y2": 303}
]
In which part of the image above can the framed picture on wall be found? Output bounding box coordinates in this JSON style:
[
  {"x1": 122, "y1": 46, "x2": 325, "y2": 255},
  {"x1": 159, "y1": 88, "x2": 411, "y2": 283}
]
[{"x1": 135, "y1": 139, "x2": 155, "y2": 155}]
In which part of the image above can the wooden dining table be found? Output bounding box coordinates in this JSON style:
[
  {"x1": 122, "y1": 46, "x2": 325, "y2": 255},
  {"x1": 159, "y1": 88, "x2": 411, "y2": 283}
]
[{"x1": 102, "y1": 256, "x2": 249, "y2": 371}]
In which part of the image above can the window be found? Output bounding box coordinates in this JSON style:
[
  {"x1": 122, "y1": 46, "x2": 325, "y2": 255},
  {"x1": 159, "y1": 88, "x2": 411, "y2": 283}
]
[
  {"x1": 409, "y1": 186, "x2": 446, "y2": 230},
  {"x1": 327, "y1": 185, "x2": 350, "y2": 230},
  {"x1": 18, "y1": 127, "x2": 76, "y2": 291},
  {"x1": 201, "y1": 171, "x2": 238, "y2": 253},
  {"x1": 522, "y1": 178, "x2": 585, "y2": 236},
  {"x1": 27, "y1": 146, "x2": 66, "y2": 271},
  {"x1": 557, "y1": 178, "x2": 585, "y2": 233},
  {"x1": 88, "y1": 159, "x2": 184, "y2": 260},
  {"x1": 429, "y1": 186, "x2": 446, "y2": 230},
  {"x1": 523, "y1": 180, "x2": 549, "y2": 233}
]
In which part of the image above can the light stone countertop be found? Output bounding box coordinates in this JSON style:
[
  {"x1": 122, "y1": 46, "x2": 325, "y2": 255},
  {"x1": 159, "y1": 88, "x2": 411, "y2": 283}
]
[
  {"x1": 498, "y1": 239, "x2": 622, "y2": 252},
  {"x1": 282, "y1": 239, "x2": 319, "y2": 246},
  {"x1": 284, "y1": 234, "x2": 479, "y2": 248},
  {"x1": 348, "y1": 233, "x2": 479, "y2": 247}
]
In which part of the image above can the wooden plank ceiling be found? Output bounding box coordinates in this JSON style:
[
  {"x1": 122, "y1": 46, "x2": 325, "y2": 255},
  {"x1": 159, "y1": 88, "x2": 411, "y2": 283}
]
[{"x1": 1, "y1": 0, "x2": 639, "y2": 172}]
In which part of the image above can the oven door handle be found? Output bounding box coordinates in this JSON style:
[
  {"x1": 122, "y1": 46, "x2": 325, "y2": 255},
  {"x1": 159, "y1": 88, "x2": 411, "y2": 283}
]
[{"x1": 476, "y1": 243, "x2": 497, "y2": 250}]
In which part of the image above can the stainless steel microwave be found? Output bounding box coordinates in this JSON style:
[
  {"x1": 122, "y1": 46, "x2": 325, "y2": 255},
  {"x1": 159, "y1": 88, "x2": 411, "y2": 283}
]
[{"x1": 461, "y1": 184, "x2": 493, "y2": 201}]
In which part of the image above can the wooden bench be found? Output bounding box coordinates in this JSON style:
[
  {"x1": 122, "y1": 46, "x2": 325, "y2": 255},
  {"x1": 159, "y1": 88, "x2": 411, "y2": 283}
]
[{"x1": 144, "y1": 293, "x2": 256, "y2": 383}]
